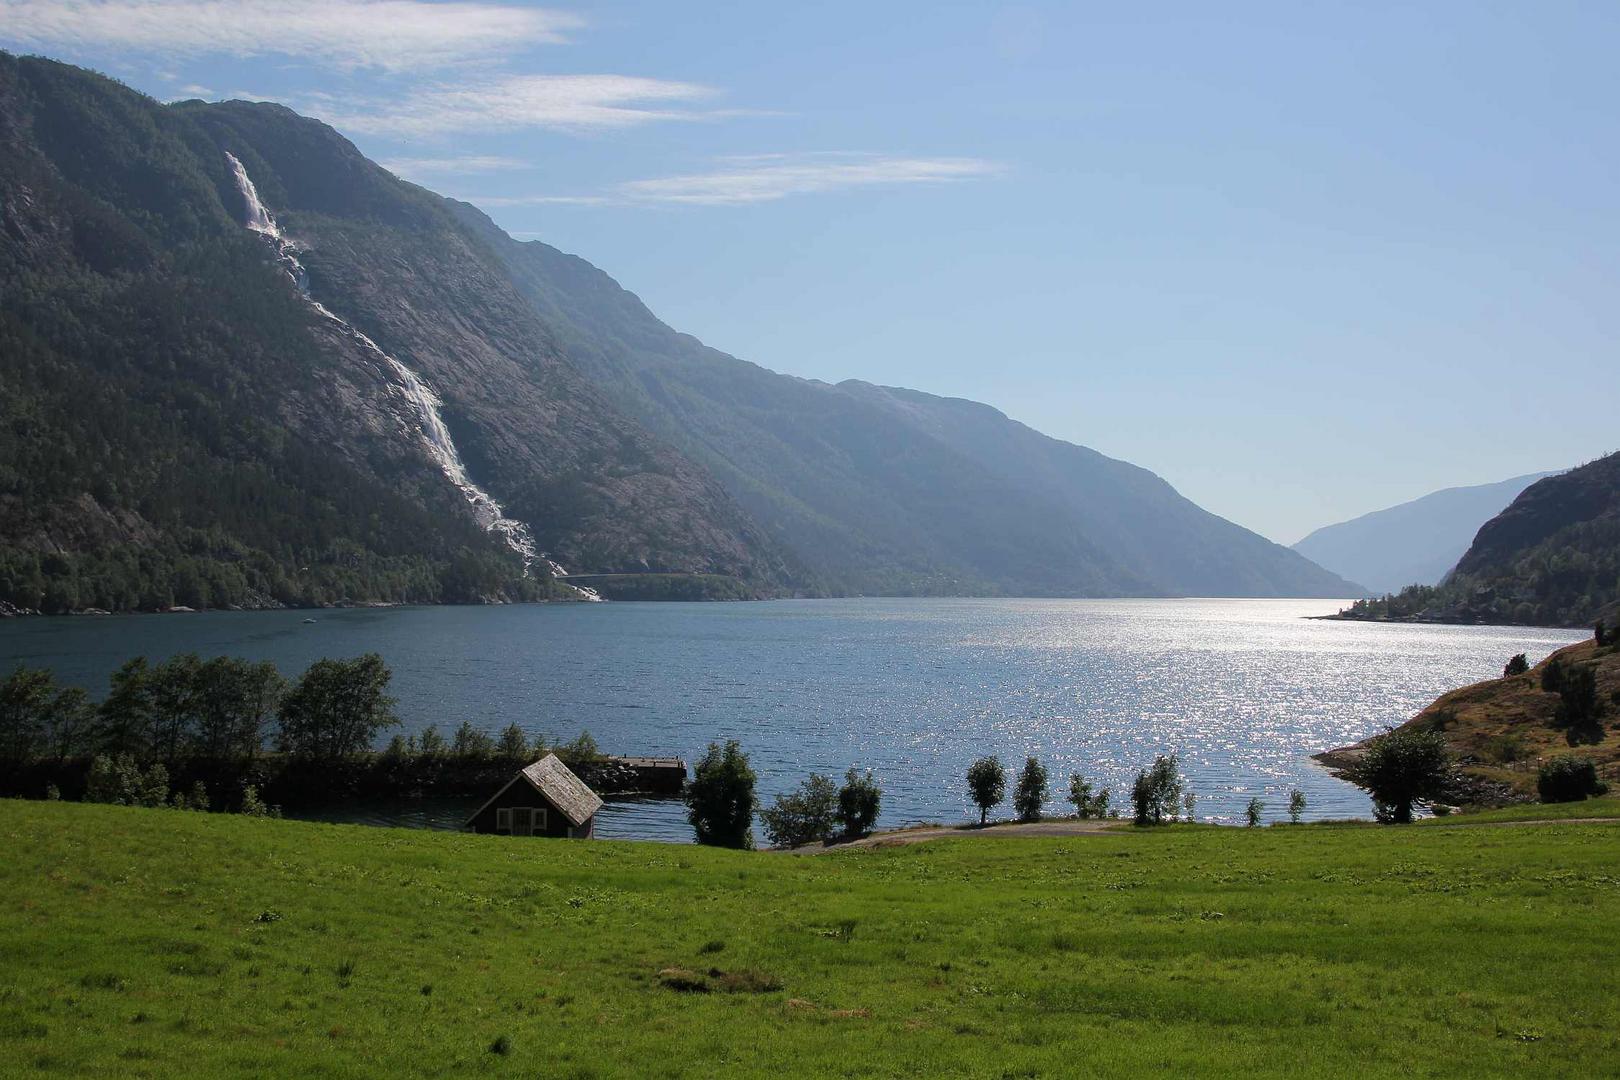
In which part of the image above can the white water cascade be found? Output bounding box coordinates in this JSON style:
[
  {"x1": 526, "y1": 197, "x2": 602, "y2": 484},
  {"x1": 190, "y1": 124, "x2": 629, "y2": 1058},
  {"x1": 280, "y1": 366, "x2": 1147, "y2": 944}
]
[{"x1": 224, "y1": 153, "x2": 598, "y2": 599}]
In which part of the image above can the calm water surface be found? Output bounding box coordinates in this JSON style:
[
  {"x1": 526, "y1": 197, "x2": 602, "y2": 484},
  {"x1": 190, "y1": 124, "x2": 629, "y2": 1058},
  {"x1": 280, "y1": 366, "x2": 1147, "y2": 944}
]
[{"x1": 0, "y1": 598, "x2": 1584, "y2": 839}]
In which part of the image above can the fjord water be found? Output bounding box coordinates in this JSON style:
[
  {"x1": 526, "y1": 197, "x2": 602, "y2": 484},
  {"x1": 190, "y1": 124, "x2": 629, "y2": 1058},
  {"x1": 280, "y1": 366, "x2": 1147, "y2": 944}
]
[{"x1": 0, "y1": 599, "x2": 1584, "y2": 839}]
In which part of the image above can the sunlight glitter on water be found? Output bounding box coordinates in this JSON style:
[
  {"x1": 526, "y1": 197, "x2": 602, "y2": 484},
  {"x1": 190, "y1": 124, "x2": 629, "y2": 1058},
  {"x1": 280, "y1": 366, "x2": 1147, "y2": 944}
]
[{"x1": 1, "y1": 598, "x2": 1585, "y2": 839}]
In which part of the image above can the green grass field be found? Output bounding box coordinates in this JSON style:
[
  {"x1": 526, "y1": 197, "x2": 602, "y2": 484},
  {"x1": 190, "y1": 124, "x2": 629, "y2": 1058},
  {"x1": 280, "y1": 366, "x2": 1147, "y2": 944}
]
[{"x1": 2, "y1": 802, "x2": 1617, "y2": 1078}]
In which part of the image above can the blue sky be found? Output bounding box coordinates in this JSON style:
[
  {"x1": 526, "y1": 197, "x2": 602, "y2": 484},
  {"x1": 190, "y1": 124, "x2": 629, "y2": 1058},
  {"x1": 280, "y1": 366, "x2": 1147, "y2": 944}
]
[{"x1": 5, "y1": 1, "x2": 1618, "y2": 542}]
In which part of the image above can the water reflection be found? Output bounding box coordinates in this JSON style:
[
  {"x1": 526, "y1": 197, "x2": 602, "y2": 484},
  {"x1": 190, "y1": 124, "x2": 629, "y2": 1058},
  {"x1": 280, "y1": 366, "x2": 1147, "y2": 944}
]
[{"x1": 1, "y1": 598, "x2": 1585, "y2": 837}]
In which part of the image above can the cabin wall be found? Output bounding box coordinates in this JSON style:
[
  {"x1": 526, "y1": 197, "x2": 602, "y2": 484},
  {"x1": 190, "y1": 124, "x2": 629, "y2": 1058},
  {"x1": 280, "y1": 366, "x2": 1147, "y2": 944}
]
[{"x1": 467, "y1": 780, "x2": 576, "y2": 838}]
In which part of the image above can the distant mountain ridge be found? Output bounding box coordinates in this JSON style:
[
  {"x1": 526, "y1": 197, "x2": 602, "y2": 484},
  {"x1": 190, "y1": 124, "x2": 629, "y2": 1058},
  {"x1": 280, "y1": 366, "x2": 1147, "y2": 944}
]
[
  {"x1": 454, "y1": 202, "x2": 1359, "y2": 599},
  {"x1": 1, "y1": 54, "x2": 1358, "y2": 612},
  {"x1": 1293, "y1": 472, "x2": 1556, "y2": 595},
  {"x1": 1333, "y1": 452, "x2": 1620, "y2": 628}
]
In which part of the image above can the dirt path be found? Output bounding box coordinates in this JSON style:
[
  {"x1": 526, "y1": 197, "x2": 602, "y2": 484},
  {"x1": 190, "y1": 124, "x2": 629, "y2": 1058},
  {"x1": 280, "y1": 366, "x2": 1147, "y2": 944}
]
[
  {"x1": 786, "y1": 813, "x2": 1617, "y2": 853},
  {"x1": 793, "y1": 819, "x2": 1126, "y2": 853}
]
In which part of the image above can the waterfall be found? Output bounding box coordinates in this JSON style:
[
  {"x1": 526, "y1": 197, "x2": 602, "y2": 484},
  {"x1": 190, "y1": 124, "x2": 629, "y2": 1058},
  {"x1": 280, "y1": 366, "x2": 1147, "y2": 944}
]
[{"x1": 224, "y1": 153, "x2": 599, "y2": 600}]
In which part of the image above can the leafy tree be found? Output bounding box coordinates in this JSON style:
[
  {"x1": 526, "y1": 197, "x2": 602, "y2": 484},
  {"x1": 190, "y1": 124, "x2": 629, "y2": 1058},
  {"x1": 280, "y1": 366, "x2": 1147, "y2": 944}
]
[
  {"x1": 1553, "y1": 664, "x2": 1603, "y2": 737},
  {"x1": 1, "y1": 666, "x2": 92, "y2": 764},
  {"x1": 451, "y1": 721, "x2": 494, "y2": 761},
  {"x1": 1537, "y1": 757, "x2": 1610, "y2": 803},
  {"x1": 837, "y1": 768, "x2": 882, "y2": 837},
  {"x1": 496, "y1": 723, "x2": 530, "y2": 762},
  {"x1": 1346, "y1": 727, "x2": 1451, "y2": 823},
  {"x1": 276, "y1": 654, "x2": 398, "y2": 759},
  {"x1": 146, "y1": 653, "x2": 203, "y2": 761},
  {"x1": 685, "y1": 740, "x2": 757, "y2": 848},
  {"x1": 1503, "y1": 653, "x2": 1529, "y2": 678},
  {"x1": 192, "y1": 657, "x2": 283, "y2": 759},
  {"x1": 416, "y1": 725, "x2": 447, "y2": 758},
  {"x1": 1013, "y1": 756, "x2": 1048, "y2": 822},
  {"x1": 760, "y1": 773, "x2": 838, "y2": 849},
  {"x1": 1288, "y1": 788, "x2": 1307, "y2": 824},
  {"x1": 1245, "y1": 798, "x2": 1264, "y2": 827},
  {"x1": 1130, "y1": 754, "x2": 1182, "y2": 825},
  {"x1": 966, "y1": 755, "x2": 1006, "y2": 825},
  {"x1": 96, "y1": 658, "x2": 157, "y2": 757},
  {"x1": 556, "y1": 730, "x2": 602, "y2": 766},
  {"x1": 1182, "y1": 791, "x2": 1198, "y2": 822},
  {"x1": 1070, "y1": 773, "x2": 1113, "y2": 819}
]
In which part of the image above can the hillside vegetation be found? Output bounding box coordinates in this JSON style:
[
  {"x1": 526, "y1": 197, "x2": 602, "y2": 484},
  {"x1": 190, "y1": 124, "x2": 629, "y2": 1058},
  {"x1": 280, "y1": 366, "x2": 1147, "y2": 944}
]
[
  {"x1": 1319, "y1": 635, "x2": 1620, "y2": 802},
  {"x1": 1334, "y1": 452, "x2": 1620, "y2": 628},
  {"x1": 2, "y1": 801, "x2": 1618, "y2": 1077}
]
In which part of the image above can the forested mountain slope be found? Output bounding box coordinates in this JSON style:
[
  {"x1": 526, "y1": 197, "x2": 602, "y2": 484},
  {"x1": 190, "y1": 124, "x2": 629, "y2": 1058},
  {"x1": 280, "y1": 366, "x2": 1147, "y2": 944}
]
[
  {"x1": 1335, "y1": 452, "x2": 1620, "y2": 627},
  {"x1": 454, "y1": 203, "x2": 1359, "y2": 598},
  {"x1": 2, "y1": 53, "x2": 1359, "y2": 613},
  {"x1": 0, "y1": 55, "x2": 800, "y2": 613}
]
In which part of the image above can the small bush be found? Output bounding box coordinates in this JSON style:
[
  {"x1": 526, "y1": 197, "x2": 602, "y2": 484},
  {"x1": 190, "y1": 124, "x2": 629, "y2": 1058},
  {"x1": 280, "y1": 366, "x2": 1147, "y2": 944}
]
[
  {"x1": 84, "y1": 754, "x2": 170, "y2": 807},
  {"x1": 1013, "y1": 756, "x2": 1048, "y2": 822},
  {"x1": 1537, "y1": 757, "x2": 1609, "y2": 803},
  {"x1": 1181, "y1": 792, "x2": 1197, "y2": 822},
  {"x1": 837, "y1": 768, "x2": 882, "y2": 837},
  {"x1": 1503, "y1": 653, "x2": 1529, "y2": 678},
  {"x1": 489, "y1": 1035, "x2": 512, "y2": 1056},
  {"x1": 1541, "y1": 658, "x2": 1566, "y2": 693},
  {"x1": 239, "y1": 784, "x2": 280, "y2": 818},
  {"x1": 1245, "y1": 798, "x2": 1264, "y2": 827},
  {"x1": 760, "y1": 773, "x2": 838, "y2": 849},
  {"x1": 1481, "y1": 733, "x2": 1527, "y2": 764},
  {"x1": 1287, "y1": 789, "x2": 1306, "y2": 824},
  {"x1": 1069, "y1": 773, "x2": 1109, "y2": 819}
]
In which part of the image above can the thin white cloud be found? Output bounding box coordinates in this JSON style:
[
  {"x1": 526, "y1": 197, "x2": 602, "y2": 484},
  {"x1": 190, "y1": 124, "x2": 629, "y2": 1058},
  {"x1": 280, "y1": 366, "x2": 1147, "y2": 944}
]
[
  {"x1": 0, "y1": 0, "x2": 581, "y2": 72},
  {"x1": 381, "y1": 155, "x2": 529, "y2": 176},
  {"x1": 472, "y1": 152, "x2": 1005, "y2": 208},
  {"x1": 329, "y1": 73, "x2": 718, "y2": 137}
]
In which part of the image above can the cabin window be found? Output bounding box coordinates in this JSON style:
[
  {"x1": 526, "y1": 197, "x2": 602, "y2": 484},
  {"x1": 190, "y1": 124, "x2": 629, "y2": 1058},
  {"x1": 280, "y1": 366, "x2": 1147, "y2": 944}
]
[
  {"x1": 495, "y1": 808, "x2": 511, "y2": 833},
  {"x1": 508, "y1": 807, "x2": 548, "y2": 836}
]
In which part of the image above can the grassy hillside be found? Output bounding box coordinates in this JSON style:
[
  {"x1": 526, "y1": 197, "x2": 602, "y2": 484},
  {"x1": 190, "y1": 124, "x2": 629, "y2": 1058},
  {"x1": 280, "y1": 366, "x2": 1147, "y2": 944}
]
[
  {"x1": 3, "y1": 802, "x2": 1617, "y2": 1077},
  {"x1": 1322, "y1": 637, "x2": 1620, "y2": 802}
]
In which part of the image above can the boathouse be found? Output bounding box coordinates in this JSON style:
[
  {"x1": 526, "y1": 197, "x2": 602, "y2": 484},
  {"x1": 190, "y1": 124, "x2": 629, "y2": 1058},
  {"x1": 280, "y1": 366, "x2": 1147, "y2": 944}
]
[{"x1": 464, "y1": 754, "x2": 603, "y2": 839}]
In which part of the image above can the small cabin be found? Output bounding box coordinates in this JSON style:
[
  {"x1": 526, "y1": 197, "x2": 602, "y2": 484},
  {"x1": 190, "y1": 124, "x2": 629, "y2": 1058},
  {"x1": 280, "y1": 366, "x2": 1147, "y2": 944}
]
[{"x1": 464, "y1": 754, "x2": 603, "y2": 839}]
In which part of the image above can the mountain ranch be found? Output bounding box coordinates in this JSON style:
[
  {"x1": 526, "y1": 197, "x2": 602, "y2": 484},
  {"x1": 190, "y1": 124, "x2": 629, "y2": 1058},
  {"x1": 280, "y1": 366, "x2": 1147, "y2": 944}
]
[{"x1": 464, "y1": 754, "x2": 603, "y2": 839}]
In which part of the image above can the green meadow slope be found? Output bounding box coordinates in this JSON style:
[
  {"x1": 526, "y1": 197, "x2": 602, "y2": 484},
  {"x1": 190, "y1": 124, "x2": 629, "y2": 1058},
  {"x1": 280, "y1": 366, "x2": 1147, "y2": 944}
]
[{"x1": 3, "y1": 802, "x2": 1618, "y2": 1077}]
